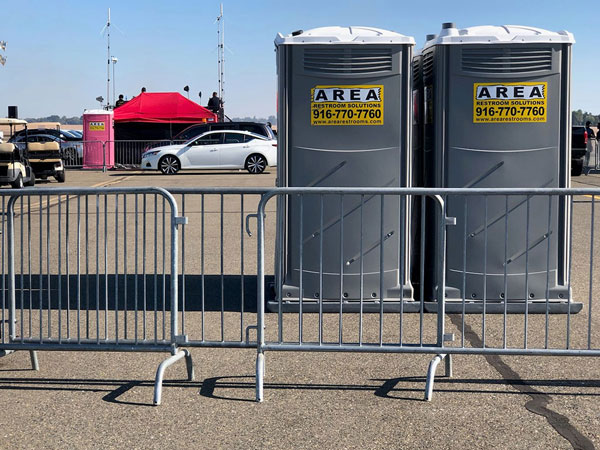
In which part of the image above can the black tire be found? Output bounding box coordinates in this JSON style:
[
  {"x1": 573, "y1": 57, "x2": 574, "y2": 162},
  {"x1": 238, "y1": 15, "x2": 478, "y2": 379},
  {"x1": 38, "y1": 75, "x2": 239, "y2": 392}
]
[
  {"x1": 55, "y1": 171, "x2": 66, "y2": 183},
  {"x1": 245, "y1": 154, "x2": 267, "y2": 174},
  {"x1": 24, "y1": 168, "x2": 35, "y2": 187},
  {"x1": 11, "y1": 173, "x2": 23, "y2": 189},
  {"x1": 159, "y1": 155, "x2": 180, "y2": 175},
  {"x1": 572, "y1": 158, "x2": 584, "y2": 177}
]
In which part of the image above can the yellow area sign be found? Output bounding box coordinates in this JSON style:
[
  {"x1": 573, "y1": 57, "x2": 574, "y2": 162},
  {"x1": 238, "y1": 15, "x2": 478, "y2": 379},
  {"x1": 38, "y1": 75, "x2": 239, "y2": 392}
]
[
  {"x1": 473, "y1": 82, "x2": 547, "y2": 123},
  {"x1": 89, "y1": 121, "x2": 105, "y2": 131},
  {"x1": 311, "y1": 85, "x2": 384, "y2": 126}
]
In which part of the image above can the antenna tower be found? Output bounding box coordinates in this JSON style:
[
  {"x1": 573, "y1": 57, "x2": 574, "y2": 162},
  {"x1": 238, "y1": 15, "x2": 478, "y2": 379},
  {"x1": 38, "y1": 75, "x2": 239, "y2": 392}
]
[{"x1": 217, "y1": 4, "x2": 224, "y2": 119}]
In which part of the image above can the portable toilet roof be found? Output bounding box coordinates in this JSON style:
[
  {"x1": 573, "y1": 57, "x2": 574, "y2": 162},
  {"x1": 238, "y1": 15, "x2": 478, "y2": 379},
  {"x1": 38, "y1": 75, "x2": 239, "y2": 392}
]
[
  {"x1": 422, "y1": 23, "x2": 575, "y2": 49},
  {"x1": 275, "y1": 26, "x2": 415, "y2": 46}
]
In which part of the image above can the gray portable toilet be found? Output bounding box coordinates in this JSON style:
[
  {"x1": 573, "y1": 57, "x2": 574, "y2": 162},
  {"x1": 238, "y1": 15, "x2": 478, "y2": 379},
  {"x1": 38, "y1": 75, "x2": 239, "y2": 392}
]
[
  {"x1": 417, "y1": 23, "x2": 580, "y2": 311},
  {"x1": 273, "y1": 26, "x2": 415, "y2": 310}
]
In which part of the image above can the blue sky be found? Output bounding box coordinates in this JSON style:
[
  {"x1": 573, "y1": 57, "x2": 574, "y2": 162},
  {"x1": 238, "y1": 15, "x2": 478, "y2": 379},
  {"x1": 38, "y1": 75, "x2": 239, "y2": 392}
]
[{"x1": 0, "y1": 0, "x2": 598, "y2": 118}]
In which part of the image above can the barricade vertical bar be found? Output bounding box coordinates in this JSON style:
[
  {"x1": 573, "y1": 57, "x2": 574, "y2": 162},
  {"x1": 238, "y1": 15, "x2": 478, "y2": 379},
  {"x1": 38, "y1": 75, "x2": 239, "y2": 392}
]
[
  {"x1": 19, "y1": 198, "x2": 23, "y2": 342},
  {"x1": 524, "y1": 197, "x2": 530, "y2": 348},
  {"x1": 7, "y1": 195, "x2": 15, "y2": 342},
  {"x1": 182, "y1": 195, "x2": 186, "y2": 337},
  {"x1": 134, "y1": 194, "x2": 139, "y2": 343},
  {"x1": 46, "y1": 195, "x2": 51, "y2": 338},
  {"x1": 86, "y1": 195, "x2": 90, "y2": 340},
  {"x1": 437, "y1": 195, "x2": 446, "y2": 348},
  {"x1": 1, "y1": 196, "x2": 5, "y2": 345},
  {"x1": 239, "y1": 195, "x2": 244, "y2": 341},
  {"x1": 38, "y1": 195, "x2": 42, "y2": 343},
  {"x1": 95, "y1": 195, "x2": 100, "y2": 343},
  {"x1": 566, "y1": 194, "x2": 574, "y2": 349},
  {"x1": 359, "y1": 195, "x2": 364, "y2": 346},
  {"x1": 170, "y1": 193, "x2": 179, "y2": 346},
  {"x1": 482, "y1": 196, "x2": 488, "y2": 347},
  {"x1": 28, "y1": 197, "x2": 32, "y2": 338},
  {"x1": 318, "y1": 194, "x2": 323, "y2": 345},
  {"x1": 503, "y1": 196, "x2": 509, "y2": 348},
  {"x1": 461, "y1": 197, "x2": 467, "y2": 348},
  {"x1": 339, "y1": 195, "x2": 344, "y2": 345},
  {"x1": 124, "y1": 194, "x2": 128, "y2": 339},
  {"x1": 419, "y1": 196, "x2": 425, "y2": 346},
  {"x1": 399, "y1": 195, "x2": 406, "y2": 346},
  {"x1": 379, "y1": 195, "x2": 384, "y2": 346},
  {"x1": 154, "y1": 194, "x2": 158, "y2": 343},
  {"x1": 545, "y1": 195, "x2": 552, "y2": 349},
  {"x1": 201, "y1": 194, "x2": 205, "y2": 342},
  {"x1": 220, "y1": 194, "x2": 225, "y2": 342},
  {"x1": 143, "y1": 195, "x2": 147, "y2": 340},
  {"x1": 66, "y1": 195, "x2": 71, "y2": 339},
  {"x1": 57, "y1": 196, "x2": 62, "y2": 342},
  {"x1": 115, "y1": 194, "x2": 119, "y2": 343},
  {"x1": 104, "y1": 195, "x2": 108, "y2": 340},
  {"x1": 588, "y1": 196, "x2": 595, "y2": 350},
  {"x1": 102, "y1": 142, "x2": 106, "y2": 173},
  {"x1": 162, "y1": 197, "x2": 166, "y2": 342},
  {"x1": 299, "y1": 194, "x2": 304, "y2": 344},
  {"x1": 77, "y1": 196, "x2": 81, "y2": 343},
  {"x1": 256, "y1": 194, "x2": 266, "y2": 402}
]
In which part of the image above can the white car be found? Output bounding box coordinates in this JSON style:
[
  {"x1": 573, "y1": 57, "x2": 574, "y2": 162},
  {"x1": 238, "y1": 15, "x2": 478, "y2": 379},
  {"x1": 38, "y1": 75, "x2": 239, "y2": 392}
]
[{"x1": 141, "y1": 130, "x2": 277, "y2": 175}]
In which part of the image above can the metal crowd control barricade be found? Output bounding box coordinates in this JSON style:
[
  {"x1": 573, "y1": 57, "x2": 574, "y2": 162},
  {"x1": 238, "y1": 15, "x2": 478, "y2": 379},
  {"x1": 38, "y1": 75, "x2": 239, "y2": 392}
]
[
  {"x1": 0, "y1": 187, "x2": 191, "y2": 405},
  {"x1": 110, "y1": 140, "x2": 174, "y2": 167},
  {"x1": 166, "y1": 187, "x2": 271, "y2": 349},
  {"x1": 255, "y1": 187, "x2": 595, "y2": 403},
  {"x1": 254, "y1": 187, "x2": 450, "y2": 402}
]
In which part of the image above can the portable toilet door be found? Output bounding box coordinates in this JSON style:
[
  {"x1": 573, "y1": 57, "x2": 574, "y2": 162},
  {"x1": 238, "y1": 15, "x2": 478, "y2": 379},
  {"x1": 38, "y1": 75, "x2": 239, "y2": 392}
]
[
  {"x1": 418, "y1": 23, "x2": 578, "y2": 311},
  {"x1": 273, "y1": 26, "x2": 415, "y2": 311}
]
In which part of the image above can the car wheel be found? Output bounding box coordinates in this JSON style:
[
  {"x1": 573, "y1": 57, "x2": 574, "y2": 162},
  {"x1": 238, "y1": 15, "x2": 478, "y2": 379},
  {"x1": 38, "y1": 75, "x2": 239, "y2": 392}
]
[
  {"x1": 11, "y1": 173, "x2": 23, "y2": 189},
  {"x1": 159, "y1": 155, "x2": 180, "y2": 175},
  {"x1": 572, "y1": 158, "x2": 584, "y2": 177},
  {"x1": 245, "y1": 154, "x2": 267, "y2": 174},
  {"x1": 24, "y1": 169, "x2": 35, "y2": 187},
  {"x1": 55, "y1": 171, "x2": 66, "y2": 183}
]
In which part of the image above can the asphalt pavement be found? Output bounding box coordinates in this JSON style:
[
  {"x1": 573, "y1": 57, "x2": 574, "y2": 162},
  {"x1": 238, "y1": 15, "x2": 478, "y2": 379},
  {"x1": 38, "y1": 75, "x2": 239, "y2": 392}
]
[{"x1": 1, "y1": 168, "x2": 600, "y2": 449}]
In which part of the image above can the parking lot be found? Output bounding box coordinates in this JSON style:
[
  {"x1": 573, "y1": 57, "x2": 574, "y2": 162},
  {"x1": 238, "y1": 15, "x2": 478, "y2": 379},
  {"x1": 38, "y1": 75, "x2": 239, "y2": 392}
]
[{"x1": 1, "y1": 167, "x2": 600, "y2": 449}]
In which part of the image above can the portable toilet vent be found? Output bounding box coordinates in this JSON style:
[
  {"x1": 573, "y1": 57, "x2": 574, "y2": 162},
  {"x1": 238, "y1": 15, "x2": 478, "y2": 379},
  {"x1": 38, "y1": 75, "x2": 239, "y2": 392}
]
[
  {"x1": 273, "y1": 26, "x2": 415, "y2": 310},
  {"x1": 416, "y1": 23, "x2": 579, "y2": 311}
]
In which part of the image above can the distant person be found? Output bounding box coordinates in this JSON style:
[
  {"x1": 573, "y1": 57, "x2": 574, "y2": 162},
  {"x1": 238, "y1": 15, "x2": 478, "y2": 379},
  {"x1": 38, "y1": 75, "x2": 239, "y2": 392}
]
[
  {"x1": 207, "y1": 92, "x2": 221, "y2": 114},
  {"x1": 585, "y1": 121, "x2": 596, "y2": 174},
  {"x1": 115, "y1": 94, "x2": 125, "y2": 108},
  {"x1": 585, "y1": 121, "x2": 596, "y2": 139},
  {"x1": 141, "y1": 87, "x2": 147, "y2": 93}
]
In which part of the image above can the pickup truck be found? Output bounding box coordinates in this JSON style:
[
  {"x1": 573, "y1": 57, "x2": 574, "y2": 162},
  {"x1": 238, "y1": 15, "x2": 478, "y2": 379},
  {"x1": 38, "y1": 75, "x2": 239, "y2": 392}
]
[{"x1": 572, "y1": 126, "x2": 588, "y2": 176}]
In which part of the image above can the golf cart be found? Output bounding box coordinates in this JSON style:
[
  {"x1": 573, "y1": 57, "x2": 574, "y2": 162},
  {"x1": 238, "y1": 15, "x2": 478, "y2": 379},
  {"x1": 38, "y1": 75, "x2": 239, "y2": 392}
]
[
  {"x1": 0, "y1": 119, "x2": 35, "y2": 188},
  {"x1": 27, "y1": 142, "x2": 66, "y2": 182},
  {"x1": 4, "y1": 119, "x2": 66, "y2": 182}
]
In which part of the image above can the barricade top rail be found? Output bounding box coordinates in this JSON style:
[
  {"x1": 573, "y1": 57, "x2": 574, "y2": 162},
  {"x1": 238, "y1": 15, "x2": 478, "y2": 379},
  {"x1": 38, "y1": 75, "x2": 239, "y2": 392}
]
[
  {"x1": 165, "y1": 187, "x2": 271, "y2": 195},
  {"x1": 3, "y1": 186, "x2": 180, "y2": 216},
  {"x1": 256, "y1": 186, "x2": 600, "y2": 199}
]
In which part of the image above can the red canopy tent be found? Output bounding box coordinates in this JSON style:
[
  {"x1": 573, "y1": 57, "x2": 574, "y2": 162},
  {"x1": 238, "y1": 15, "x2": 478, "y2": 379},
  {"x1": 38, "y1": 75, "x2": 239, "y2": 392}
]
[{"x1": 114, "y1": 92, "x2": 217, "y2": 123}]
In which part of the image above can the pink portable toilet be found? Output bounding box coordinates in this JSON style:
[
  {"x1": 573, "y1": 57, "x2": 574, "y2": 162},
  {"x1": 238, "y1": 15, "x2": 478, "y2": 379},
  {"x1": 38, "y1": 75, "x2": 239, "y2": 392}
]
[{"x1": 83, "y1": 109, "x2": 114, "y2": 169}]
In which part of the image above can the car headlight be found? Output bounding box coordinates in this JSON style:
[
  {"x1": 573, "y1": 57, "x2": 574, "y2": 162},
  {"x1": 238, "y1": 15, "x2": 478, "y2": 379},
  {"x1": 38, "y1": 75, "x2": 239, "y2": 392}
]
[{"x1": 143, "y1": 150, "x2": 160, "y2": 157}]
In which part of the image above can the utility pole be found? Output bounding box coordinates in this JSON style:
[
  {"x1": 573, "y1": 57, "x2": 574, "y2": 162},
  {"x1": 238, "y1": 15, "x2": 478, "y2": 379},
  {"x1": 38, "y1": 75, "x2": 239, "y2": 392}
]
[{"x1": 216, "y1": 3, "x2": 224, "y2": 120}]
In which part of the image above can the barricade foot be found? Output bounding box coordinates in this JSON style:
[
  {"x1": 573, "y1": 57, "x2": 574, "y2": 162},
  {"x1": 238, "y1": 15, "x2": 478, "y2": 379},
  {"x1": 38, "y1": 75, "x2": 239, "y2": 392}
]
[
  {"x1": 29, "y1": 351, "x2": 39, "y2": 371},
  {"x1": 185, "y1": 350, "x2": 194, "y2": 381},
  {"x1": 445, "y1": 353, "x2": 452, "y2": 378},
  {"x1": 424, "y1": 354, "x2": 448, "y2": 401},
  {"x1": 153, "y1": 349, "x2": 191, "y2": 406},
  {"x1": 256, "y1": 352, "x2": 265, "y2": 403}
]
